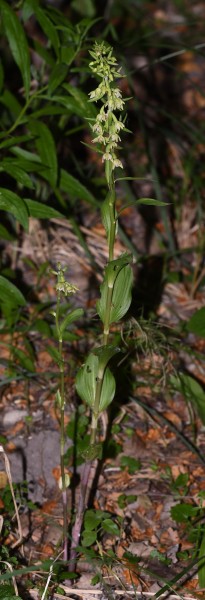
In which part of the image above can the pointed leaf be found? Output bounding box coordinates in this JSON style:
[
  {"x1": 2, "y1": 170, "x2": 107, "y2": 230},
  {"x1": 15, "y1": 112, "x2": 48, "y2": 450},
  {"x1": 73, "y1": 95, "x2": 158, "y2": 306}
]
[
  {"x1": 24, "y1": 199, "x2": 64, "y2": 219},
  {"x1": 48, "y1": 63, "x2": 68, "y2": 95},
  {"x1": 97, "y1": 262, "x2": 133, "y2": 325},
  {"x1": 81, "y1": 530, "x2": 97, "y2": 547},
  {"x1": 60, "y1": 169, "x2": 96, "y2": 205},
  {"x1": 59, "y1": 308, "x2": 83, "y2": 337},
  {"x1": 136, "y1": 198, "x2": 168, "y2": 206},
  {"x1": 99, "y1": 367, "x2": 115, "y2": 411},
  {"x1": 76, "y1": 353, "x2": 115, "y2": 412},
  {"x1": 0, "y1": 276, "x2": 26, "y2": 306},
  {"x1": 110, "y1": 263, "x2": 133, "y2": 322},
  {"x1": 94, "y1": 345, "x2": 120, "y2": 370},
  {"x1": 102, "y1": 518, "x2": 120, "y2": 536},
  {"x1": 0, "y1": 0, "x2": 30, "y2": 98},
  {"x1": 0, "y1": 160, "x2": 34, "y2": 189},
  {"x1": 0, "y1": 188, "x2": 29, "y2": 230},
  {"x1": 34, "y1": 5, "x2": 60, "y2": 56},
  {"x1": 28, "y1": 120, "x2": 58, "y2": 188},
  {"x1": 63, "y1": 83, "x2": 97, "y2": 119}
]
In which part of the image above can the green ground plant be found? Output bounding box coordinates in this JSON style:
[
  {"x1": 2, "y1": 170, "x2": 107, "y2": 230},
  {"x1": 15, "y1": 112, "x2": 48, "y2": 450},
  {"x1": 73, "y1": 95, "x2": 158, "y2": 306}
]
[{"x1": 1, "y1": 0, "x2": 205, "y2": 597}]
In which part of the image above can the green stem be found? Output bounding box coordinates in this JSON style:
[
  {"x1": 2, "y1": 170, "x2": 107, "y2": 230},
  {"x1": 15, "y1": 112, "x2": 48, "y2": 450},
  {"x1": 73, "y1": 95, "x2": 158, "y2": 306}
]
[
  {"x1": 5, "y1": 85, "x2": 48, "y2": 136},
  {"x1": 56, "y1": 293, "x2": 67, "y2": 560},
  {"x1": 108, "y1": 185, "x2": 116, "y2": 262}
]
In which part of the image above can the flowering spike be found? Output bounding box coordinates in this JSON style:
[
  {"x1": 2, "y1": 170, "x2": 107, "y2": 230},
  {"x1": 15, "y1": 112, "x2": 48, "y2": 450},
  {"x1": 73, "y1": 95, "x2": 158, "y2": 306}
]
[{"x1": 89, "y1": 41, "x2": 126, "y2": 175}]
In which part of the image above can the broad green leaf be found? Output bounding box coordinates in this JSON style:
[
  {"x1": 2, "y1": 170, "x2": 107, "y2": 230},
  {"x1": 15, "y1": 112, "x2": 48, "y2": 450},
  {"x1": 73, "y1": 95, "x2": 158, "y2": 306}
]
[
  {"x1": 28, "y1": 120, "x2": 58, "y2": 188},
  {"x1": 170, "y1": 373, "x2": 205, "y2": 425},
  {"x1": 81, "y1": 530, "x2": 97, "y2": 547},
  {"x1": 60, "y1": 169, "x2": 96, "y2": 205},
  {"x1": 109, "y1": 263, "x2": 133, "y2": 322},
  {"x1": 30, "y1": 319, "x2": 51, "y2": 337},
  {"x1": 97, "y1": 262, "x2": 133, "y2": 325},
  {"x1": 0, "y1": 160, "x2": 34, "y2": 189},
  {"x1": 25, "y1": 199, "x2": 64, "y2": 219},
  {"x1": 198, "y1": 532, "x2": 205, "y2": 589},
  {"x1": 46, "y1": 93, "x2": 95, "y2": 120},
  {"x1": 0, "y1": 89, "x2": 22, "y2": 118},
  {"x1": 105, "y1": 252, "x2": 133, "y2": 287},
  {"x1": 0, "y1": 224, "x2": 15, "y2": 241},
  {"x1": 63, "y1": 83, "x2": 97, "y2": 119},
  {"x1": 186, "y1": 307, "x2": 205, "y2": 338},
  {"x1": 120, "y1": 455, "x2": 141, "y2": 474},
  {"x1": 59, "y1": 308, "x2": 83, "y2": 337},
  {"x1": 81, "y1": 442, "x2": 102, "y2": 461},
  {"x1": 94, "y1": 345, "x2": 120, "y2": 371},
  {"x1": 61, "y1": 46, "x2": 77, "y2": 66},
  {"x1": 0, "y1": 0, "x2": 30, "y2": 98},
  {"x1": 0, "y1": 188, "x2": 29, "y2": 230},
  {"x1": 13, "y1": 347, "x2": 35, "y2": 372},
  {"x1": 48, "y1": 63, "x2": 68, "y2": 95},
  {"x1": 76, "y1": 353, "x2": 116, "y2": 412},
  {"x1": 0, "y1": 276, "x2": 26, "y2": 306},
  {"x1": 84, "y1": 509, "x2": 108, "y2": 530},
  {"x1": 46, "y1": 345, "x2": 61, "y2": 365},
  {"x1": 171, "y1": 502, "x2": 198, "y2": 522},
  {"x1": 34, "y1": 5, "x2": 60, "y2": 56},
  {"x1": 71, "y1": 0, "x2": 96, "y2": 17},
  {"x1": 102, "y1": 518, "x2": 120, "y2": 536}
]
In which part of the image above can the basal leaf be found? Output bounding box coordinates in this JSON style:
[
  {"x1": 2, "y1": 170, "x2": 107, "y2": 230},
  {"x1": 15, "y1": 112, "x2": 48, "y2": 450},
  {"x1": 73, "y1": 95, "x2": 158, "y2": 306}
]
[
  {"x1": 0, "y1": 276, "x2": 26, "y2": 306},
  {"x1": 0, "y1": 0, "x2": 30, "y2": 98},
  {"x1": 28, "y1": 120, "x2": 58, "y2": 188},
  {"x1": 60, "y1": 169, "x2": 96, "y2": 205},
  {"x1": 0, "y1": 188, "x2": 29, "y2": 230}
]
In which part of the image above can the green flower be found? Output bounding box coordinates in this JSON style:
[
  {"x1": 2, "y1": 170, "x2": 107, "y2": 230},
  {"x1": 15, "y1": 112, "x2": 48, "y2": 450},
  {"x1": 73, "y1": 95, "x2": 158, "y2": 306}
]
[{"x1": 89, "y1": 41, "x2": 126, "y2": 174}]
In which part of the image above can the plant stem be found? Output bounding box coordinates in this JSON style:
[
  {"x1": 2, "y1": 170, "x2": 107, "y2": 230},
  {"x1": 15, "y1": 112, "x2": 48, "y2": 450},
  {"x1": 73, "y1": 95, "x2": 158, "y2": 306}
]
[
  {"x1": 56, "y1": 293, "x2": 68, "y2": 561},
  {"x1": 69, "y1": 460, "x2": 92, "y2": 573}
]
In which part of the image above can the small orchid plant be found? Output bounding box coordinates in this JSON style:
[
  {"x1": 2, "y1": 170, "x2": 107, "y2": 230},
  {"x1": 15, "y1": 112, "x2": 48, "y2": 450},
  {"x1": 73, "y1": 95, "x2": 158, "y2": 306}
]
[{"x1": 69, "y1": 41, "x2": 133, "y2": 569}]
